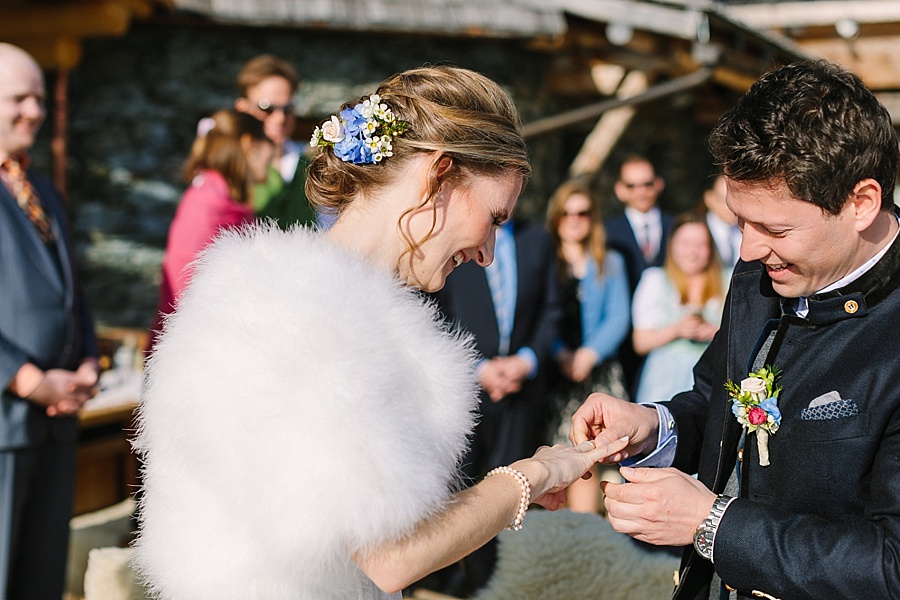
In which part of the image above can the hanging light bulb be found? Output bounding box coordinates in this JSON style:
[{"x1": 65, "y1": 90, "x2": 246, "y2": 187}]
[{"x1": 606, "y1": 21, "x2": 634, "y2": 46}]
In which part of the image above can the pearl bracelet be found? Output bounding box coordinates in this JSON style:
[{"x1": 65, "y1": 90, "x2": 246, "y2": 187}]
[{"x1": 486, "y1": 466, "x2": 531, "y2": 531}]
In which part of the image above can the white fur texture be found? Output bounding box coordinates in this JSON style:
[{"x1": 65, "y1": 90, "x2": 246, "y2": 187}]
[
  {"x1": 476, "y1": 510, "x2": 679, "y2": 600},
  {"x1": 133, "y1": 225, "x2": 479, "y2": 599}
]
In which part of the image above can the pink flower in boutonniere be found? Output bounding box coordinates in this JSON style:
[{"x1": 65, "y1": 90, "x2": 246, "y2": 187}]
[
  {"x1": 725, "y1": 365, "x2": 783, "y2": 466},
  {"x1": 748, "y1": 407, "x2": 768, "y2": 425}
]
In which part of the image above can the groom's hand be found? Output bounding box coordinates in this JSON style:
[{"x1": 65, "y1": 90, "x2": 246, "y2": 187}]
[
  {"x1": 601, "y1": 466, "x2": 716, "y2": 546},
  {"x1": 569, "y1": 393, "x2": 659, "y2": 461}
]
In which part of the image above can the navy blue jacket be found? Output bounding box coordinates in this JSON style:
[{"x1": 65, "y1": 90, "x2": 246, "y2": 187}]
[
  {"x1": 605, "y1": 210, "x2": 674, "y2": 293},
  {"x1": 670, "y1": 225, "x2": 900, "y2": 599}
]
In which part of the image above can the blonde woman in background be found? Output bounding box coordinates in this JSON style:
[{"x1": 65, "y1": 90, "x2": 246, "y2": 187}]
[
  {"x1": 632, "y1": 212, "x2": 727, "y2": 405},
  {"x1": 546, "y1": 181, "x2": 631, "y2": 513}
]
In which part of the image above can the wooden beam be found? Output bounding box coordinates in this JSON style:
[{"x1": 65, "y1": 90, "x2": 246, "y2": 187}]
[
  {"x1": 0, "y1": 0, "x2": 161, "y2": 68},
  {"x1": 568, "y1": 70, "x2": 648, "y2": 179},
  {"x1": 0, "y1": 0, "x2": 133, "y2": 38},
  {"x1": 591, "y1": 63, "x2": 626, "y2": 96},
  {"x1": 563, "y1": 0, "x2": 703, "y2": 40},
  {"x1": 2, "y1": 36, "x2": 83, "y2": 70},
  {"x1": 875, "y1": 92, "x2": 900, "y2": 125},
  {"x1": 522, "y1": 67, "x2": 713, "y2": 138},
  {"x1": 122, "y1": 0, "x2": 163, "y2": 18},
  {"x1": 798, "y1": 36, "x2": 900, "y2": 89},
  {"x1": 724, "y1": 1, "x2": 900, "y2": 29},
  {"x1": 53, "y1": 68, "x2": 70, "y2": 200},
  {"x1": 711, "y1": 65, "x2": 760, "y2": 93}
]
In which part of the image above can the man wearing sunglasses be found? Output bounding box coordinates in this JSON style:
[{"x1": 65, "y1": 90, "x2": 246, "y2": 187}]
[
  {"x1": 605, "y1": 155, "x2": 674, "y2": 398},
  {"x1": 606, "y1": 155, "x2": 673, "y2": 292},
  {"x1": 234, "y1": 54, "x2": 321, "y2": 229}
]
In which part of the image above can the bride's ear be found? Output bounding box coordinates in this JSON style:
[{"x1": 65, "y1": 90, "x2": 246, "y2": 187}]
[
  {"x1": 426, "y1": 154, "x2": 454, "y2": 208},
  {"x1": 434, "y1": 154, "x2": 454, "y2": 182}
]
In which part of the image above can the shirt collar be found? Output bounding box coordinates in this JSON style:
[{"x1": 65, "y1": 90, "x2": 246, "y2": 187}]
[
  {"x1": 818, "y1": 216, "x2": 900, "y2": 295},
  {"x1": 624, "y1": 205, "x2": 660, "y2": 227},
  {"x1": 794, "y1": 212, "x2": 900, "y2": 318},
  {"x1": 706, "y1": 212, "x2": 735, "y2": 237}
]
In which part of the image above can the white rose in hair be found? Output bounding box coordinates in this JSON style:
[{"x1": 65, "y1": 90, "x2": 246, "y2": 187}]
[
  {"x1": 740, "y1": 376, "x2": 767, "y2": 400},
  {"x1": 321, "y1": 115, "x2": 345, "y2": 143}
]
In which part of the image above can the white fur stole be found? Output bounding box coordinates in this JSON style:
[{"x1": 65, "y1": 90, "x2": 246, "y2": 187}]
[{"x1": 133, "y1": 225, "x2": 479, "y2": 599}]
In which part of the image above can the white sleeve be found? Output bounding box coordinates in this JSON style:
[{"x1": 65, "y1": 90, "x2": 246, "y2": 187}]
[{"x1": 631, "y1": 268, "x2": 670, "y2": 330}]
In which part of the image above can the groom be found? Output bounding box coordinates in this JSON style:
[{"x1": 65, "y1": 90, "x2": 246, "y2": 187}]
[{"x1": 571, "y1": 60, "x2": 900, "y2": 600}]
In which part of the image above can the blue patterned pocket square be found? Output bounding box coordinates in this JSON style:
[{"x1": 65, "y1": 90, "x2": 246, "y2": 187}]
[{"x1": 800, "y1": 391, "x2": 859, "y2": 421}]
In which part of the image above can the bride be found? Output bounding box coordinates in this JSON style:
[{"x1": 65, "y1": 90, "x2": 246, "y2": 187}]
[{"x1": 133, "y1": 65, "x2": 627, "y2": 599}]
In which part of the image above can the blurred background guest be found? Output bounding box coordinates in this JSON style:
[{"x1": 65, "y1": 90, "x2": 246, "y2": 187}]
[
  {"x1": 605, "y1": 155, "x2": 673, "y2": 293},
  {"x1": 0, "y1": 42, "x2": 100, "y2": 600},
  {"x1": 432, "y1": 216, "x2": 561, "y2": 594},
  {"x1": 234, "y1": 54, "x2": 327, "y2": 229},
  {"x1": 545, "y1": 181, "x2": 630, "y2": 513},
  {"x1": 701, "y1": 172, "x2": 741, "y2": 269},
  {"x1": 631, "y1": 212, "x2": 725, "y2": 405},
  {"x1": 146, "y1": 109, "x2": 272, "y2": 354},
  {"x1": 604, "y1": 155, "x2": 674, "y2": 400}
]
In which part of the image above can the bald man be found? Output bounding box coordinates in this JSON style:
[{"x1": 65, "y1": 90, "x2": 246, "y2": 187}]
[{"x1": 0, "y1": 43, "x2": 100, "y2": 598}]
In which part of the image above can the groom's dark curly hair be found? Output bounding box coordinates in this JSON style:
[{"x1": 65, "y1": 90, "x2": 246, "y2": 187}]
[{"x1": 709, "y1": 60, "x2": 899, "y2": 215}]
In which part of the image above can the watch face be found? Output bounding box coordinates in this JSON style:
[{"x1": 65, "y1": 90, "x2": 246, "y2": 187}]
[{"x1": 694, "y1": 528, "x2": 715, "y2": 559}]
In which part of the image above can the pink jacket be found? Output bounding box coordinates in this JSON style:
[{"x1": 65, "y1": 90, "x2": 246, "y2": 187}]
[{"x1": 148, "y1": 170, "x2": 256, "y2": 353}]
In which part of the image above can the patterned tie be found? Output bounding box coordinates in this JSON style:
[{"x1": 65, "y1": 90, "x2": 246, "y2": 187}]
[
  {"x1": 2, "y1": 157, "x2": 55, "y2": 243},
  {"x1": 641, "y1": 222, "x2": 653, "y2": 261}
]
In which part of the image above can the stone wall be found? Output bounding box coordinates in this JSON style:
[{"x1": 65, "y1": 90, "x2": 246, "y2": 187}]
[{"x1": 50, "y1": 21, "x2": 718, "y2": 329}]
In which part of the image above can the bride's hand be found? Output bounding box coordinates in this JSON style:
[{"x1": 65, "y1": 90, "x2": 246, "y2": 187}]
[{"x1": 511, "y1": 435, "x2": 629, "y2": 510}]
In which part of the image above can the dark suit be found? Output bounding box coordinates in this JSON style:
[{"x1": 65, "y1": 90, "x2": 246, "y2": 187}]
[
  {"x1": 604, "y1": 210, "x2": 674, "y2": 396},
  {"x1": 431, "y1": 220, "x2": 560, "y2": 593},
  {"x1": 669, "y1": 231, "x2": 900, "y2": 600},
  {"x1": 434, "y1": 221, "x2": 561, "y2": 477},
  {"x1": 0, "y1": 170, "x2": 98, "y2": 598},
  {"x1": 604, "y1": 210, "x2": 674, "y2": 293}
]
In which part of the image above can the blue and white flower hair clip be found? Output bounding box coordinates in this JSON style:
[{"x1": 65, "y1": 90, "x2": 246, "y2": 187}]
[{"x1": 311, "y1": 94, "x2": 409, "y2": 165}]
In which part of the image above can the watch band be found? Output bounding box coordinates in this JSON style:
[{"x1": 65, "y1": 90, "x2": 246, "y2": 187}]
[{"x1": 693, "y1": 494, "x2": 734, "y2": 562}]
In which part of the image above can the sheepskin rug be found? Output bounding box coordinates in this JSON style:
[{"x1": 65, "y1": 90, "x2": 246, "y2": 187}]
[
  {"x1": 84, "y1": 547, "x2": 148, "y2": 600},
  {"x1": 67, "y1": 498, "x2": 137, "y2": 598},
  {"x1": 476, "y1": 510, "x2": 679, "y2": 600}
]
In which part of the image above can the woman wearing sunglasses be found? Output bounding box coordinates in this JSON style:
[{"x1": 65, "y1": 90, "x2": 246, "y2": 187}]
[{"x1": 544, "y1": 180, "x2": 631, "y2": 513}]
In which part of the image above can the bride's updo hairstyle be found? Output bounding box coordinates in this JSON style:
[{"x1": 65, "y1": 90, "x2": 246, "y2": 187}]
[{"x1": 306, "y1": 65, "x2": 532, "y2": 215}]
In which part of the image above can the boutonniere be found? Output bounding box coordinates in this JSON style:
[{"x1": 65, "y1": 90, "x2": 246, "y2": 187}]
[{"x1": 725, "y1": 365, "x2": 782, "y2": 466}]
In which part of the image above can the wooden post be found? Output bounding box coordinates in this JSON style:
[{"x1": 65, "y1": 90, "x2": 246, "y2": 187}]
[
  {"x1": 52, "y1": 67, "x2": 69, "y2": 203},
  {"x1": 568, "y1": 70, "x2": 648, "y2": 180}
]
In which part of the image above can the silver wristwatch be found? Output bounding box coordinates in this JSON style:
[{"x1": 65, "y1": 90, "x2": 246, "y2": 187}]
[{"x1": 693, "y1": 495, "x2": 733, "y2": 562}]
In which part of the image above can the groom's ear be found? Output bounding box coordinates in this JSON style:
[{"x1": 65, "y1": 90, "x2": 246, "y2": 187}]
[{"x1": 847, "y1": 178, "x2": 883, "y2": 232}]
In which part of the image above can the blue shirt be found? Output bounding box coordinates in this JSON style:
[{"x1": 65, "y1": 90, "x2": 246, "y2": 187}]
[{"x1": 482, "y1": 221, "x2": 537, "y2": 376}]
